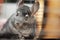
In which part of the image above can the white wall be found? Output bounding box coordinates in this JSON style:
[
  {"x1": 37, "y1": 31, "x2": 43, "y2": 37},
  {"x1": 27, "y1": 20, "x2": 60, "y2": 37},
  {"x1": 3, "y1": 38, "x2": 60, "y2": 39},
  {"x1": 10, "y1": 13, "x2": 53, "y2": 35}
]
[{"x1": 0, "y1": 3, "x2": 17, "y2": 19}]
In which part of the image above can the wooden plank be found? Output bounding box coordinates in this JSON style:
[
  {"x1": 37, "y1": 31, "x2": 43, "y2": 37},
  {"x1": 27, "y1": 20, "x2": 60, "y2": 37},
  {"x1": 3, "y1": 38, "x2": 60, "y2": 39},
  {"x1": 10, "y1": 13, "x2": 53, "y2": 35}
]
[{"x1": 43, "y1": 0, "x2": 60, "y2": 38}]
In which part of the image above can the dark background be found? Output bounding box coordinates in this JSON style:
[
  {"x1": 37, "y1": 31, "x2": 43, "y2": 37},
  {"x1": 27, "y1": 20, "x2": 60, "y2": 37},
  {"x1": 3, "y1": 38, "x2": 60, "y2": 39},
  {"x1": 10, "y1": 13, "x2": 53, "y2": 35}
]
[{"x1": 4, "y1": 0, "x2": 35, "y2": 3}]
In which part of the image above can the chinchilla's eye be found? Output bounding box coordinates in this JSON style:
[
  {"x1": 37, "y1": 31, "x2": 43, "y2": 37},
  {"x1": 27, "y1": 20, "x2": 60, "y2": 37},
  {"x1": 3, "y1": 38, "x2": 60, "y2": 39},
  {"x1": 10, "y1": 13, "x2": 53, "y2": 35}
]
[
  {"x1": 17, "y1": 11, "x2": 21, "y2": 13},
  {"x1": 25, "y1": 14, "x2": 28, "y2": 17},
  {"x1": 16, "y1": 11, "x2": 21, "y2": 16}
]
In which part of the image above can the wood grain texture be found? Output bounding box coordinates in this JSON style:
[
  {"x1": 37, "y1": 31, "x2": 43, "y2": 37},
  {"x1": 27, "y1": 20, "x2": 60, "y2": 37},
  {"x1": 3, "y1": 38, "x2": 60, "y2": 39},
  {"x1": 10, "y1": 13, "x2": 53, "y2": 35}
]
[{"x1": 43, "y1": 0, "x2": 60, "y2": 38}]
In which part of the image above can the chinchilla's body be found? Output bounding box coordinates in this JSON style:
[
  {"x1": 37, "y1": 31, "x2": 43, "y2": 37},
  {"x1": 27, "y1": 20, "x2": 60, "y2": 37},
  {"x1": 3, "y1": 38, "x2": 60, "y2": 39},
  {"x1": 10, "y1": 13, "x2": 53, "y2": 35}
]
[{"x1": 0, "y1": 0, "x2": 39, "y2": 40}]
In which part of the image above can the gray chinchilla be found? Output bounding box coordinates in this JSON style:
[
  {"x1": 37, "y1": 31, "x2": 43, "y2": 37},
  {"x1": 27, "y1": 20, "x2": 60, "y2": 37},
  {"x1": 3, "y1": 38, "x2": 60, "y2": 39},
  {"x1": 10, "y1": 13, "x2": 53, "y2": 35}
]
[{"x1": 0, "y1": 0, "x2": 39, "y2": 40}]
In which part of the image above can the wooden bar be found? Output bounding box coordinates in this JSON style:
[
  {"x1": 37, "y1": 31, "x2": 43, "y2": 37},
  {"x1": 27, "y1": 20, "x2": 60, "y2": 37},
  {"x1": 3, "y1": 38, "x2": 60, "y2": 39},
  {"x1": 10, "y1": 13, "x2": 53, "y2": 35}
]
[{"x1": 43, "y1": 0, "x2": 60, "y2": 38}]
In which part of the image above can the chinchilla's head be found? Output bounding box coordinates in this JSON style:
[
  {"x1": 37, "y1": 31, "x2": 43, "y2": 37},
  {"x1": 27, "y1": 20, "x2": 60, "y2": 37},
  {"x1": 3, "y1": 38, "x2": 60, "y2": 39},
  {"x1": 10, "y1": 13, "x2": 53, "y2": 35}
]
[
  {"x1": 15, "y1": 0, "x2": 39, "y2": 23},
  {"x1": 16, "y1": 6, "x2": 31, "y2": 20}
]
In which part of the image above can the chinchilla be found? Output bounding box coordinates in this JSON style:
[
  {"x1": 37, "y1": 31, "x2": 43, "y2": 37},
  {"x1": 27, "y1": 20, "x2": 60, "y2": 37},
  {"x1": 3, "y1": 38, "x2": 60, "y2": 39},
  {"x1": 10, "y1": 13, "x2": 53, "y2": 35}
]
[{"x1": 0, "y1": 0, "x2": 39, "y2": 40}]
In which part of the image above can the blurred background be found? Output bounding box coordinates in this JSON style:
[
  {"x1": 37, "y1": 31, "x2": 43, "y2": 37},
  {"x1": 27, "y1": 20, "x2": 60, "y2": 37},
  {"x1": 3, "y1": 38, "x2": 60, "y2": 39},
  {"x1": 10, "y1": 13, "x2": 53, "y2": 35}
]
[{"x1": 0, "y1": 0, "x2": 17, "y2": 19}]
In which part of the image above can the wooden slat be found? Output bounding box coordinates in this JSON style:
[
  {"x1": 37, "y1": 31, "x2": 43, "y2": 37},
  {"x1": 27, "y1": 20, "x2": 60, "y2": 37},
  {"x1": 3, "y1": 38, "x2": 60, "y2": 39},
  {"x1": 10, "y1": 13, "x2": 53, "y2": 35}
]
[{"x1": 43, "y1": 0, "x2": 60, "y2": 38}]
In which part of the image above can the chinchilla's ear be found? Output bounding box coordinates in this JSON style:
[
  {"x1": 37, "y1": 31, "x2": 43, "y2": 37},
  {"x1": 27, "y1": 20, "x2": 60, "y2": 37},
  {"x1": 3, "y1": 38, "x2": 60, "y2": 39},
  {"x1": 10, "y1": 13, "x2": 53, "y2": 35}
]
[
  {"x1": 17, "y1": 0, "x2": 24, "y2": 8},
  {"x1": 31, "y1": 1, "x2": 39, "y2": 16}
]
